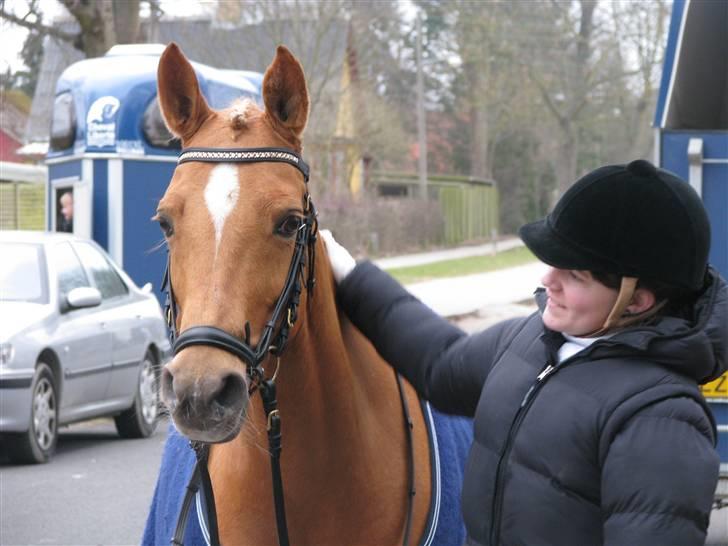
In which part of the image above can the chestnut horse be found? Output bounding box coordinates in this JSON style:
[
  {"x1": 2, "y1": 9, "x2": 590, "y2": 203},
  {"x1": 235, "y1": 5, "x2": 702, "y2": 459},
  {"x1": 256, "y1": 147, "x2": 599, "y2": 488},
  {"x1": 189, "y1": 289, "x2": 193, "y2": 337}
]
[{"x1": 143, "y1": 43, "x2": 471, "y2": 546}]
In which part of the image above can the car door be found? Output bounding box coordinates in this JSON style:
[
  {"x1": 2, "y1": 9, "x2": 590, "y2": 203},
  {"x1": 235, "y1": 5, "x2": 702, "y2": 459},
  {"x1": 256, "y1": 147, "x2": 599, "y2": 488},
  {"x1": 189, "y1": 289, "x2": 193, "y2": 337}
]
[
  {"x1": 72, "y1": 241, "x2": 146, "y2": 402},
  {"x1": 47, "y1": 241, "x2": 112, "y2": 409}
]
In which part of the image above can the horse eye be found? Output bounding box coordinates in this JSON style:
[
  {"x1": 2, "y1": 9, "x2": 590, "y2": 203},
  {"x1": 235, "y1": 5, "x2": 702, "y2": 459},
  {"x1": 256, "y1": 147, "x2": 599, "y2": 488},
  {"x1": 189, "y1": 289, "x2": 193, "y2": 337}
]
[
  {"x1": 276, "y1": 215, "x2": 303, "y2": 238},
  {"x1": 155, "y1": 215, "x2": 174, "y2": 238}
]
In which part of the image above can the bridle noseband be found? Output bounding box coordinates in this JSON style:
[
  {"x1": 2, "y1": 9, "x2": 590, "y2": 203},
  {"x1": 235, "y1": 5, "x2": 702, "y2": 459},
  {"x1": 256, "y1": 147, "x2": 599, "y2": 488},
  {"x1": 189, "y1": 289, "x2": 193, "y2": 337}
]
[{"x1": 165, "y1": 146, "x2": 317, "y2": 546}]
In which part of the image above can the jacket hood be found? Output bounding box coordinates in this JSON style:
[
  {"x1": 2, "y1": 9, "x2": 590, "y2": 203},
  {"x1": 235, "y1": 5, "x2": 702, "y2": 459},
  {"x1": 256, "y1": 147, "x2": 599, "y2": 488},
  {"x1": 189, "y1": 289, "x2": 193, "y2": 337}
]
[{"x1": 535, "y1": 267, "x2": 728, "y2": 383}]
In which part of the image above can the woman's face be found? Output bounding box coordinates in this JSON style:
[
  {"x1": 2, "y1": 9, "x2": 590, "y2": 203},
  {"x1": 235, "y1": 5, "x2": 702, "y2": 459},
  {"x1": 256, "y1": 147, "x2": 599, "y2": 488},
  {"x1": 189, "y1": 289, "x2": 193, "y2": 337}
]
[{"x1": 541, "y1": 267, "x2": 619, "y2": 336}]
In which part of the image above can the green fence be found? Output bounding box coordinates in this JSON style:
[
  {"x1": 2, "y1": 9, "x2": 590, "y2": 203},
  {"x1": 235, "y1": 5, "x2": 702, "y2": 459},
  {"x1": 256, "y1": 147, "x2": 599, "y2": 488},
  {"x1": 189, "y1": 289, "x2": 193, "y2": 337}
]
[
  {"x1": 371, "y1": 172, "x2": 499, "y2": 245},
  {"x1": 0, "y1": 182, "x2": 46, "y2": 230},
  {"x1": 0, "y1": 161, "x2": 47, "y2": 231}
]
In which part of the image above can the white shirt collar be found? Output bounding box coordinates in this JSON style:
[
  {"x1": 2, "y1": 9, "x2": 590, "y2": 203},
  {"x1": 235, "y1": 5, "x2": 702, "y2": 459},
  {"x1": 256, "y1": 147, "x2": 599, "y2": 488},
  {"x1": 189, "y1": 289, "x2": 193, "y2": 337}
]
[{"x1": 557, "y1": 333, "x2": 610, "y2": 363}]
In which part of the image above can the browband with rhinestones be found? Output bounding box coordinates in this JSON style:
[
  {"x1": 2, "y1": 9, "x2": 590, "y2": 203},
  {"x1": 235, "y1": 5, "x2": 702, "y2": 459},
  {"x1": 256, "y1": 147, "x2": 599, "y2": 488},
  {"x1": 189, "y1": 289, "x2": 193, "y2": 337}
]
[{"x1": 178, "y1": 147, "x2": 310, "y2": 182}]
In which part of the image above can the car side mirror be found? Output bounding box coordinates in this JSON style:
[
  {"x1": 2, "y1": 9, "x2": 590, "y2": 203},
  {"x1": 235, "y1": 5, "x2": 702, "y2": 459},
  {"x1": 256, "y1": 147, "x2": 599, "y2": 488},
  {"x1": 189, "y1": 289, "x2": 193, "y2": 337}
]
[
  {"x1": 141, "y1": 282, "x2": 153, "y2": 294},
  {"x1": 66, "y1": 287, "x2": 102, "y2": 310}
]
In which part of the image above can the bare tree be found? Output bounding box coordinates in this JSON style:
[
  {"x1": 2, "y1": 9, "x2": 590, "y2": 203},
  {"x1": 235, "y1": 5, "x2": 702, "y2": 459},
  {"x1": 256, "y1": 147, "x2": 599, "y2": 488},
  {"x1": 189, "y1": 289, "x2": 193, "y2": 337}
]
[
  {"x1": 515, "y1": 0, "x2": 600, "y2": 199},
  {"x1": 1, "y1": 0, "x2": 150, "y2": 58},
  {"x1": 606, "y1": 0, "x2": 669, "y2": 158}
]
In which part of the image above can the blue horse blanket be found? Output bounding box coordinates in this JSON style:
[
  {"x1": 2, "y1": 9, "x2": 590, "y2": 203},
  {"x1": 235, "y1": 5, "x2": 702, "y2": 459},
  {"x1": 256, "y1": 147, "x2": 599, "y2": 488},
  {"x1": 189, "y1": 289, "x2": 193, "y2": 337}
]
[{"x1": 143, "y1": 403, "x2": 472, "y2": 546}]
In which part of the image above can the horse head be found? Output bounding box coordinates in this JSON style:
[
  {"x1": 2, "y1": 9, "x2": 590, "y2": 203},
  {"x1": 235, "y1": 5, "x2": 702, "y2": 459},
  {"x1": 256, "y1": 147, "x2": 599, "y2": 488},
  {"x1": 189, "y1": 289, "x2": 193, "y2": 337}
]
[{"x1": 156, "y1": 43, "x2": 313, "y2": 443}]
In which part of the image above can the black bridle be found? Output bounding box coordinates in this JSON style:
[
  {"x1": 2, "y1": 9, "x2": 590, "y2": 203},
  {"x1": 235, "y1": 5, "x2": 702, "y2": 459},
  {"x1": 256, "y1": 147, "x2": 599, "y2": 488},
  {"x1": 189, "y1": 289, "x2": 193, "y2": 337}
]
[
  {"x1": 167, "y1": 147, "x2": 317, "y2": 373},
  {"x1": 164, "y1": 146, "x2": 415, "y2": 546},
  {"x1": 164, "y1": 147, "x2": 315, "y2": 546}
]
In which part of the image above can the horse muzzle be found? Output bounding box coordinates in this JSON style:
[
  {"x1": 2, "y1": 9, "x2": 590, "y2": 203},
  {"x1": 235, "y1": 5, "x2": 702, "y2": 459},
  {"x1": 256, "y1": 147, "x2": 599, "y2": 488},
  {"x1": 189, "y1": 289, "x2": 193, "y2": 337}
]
[{"x1": 161, "y1": 353, "x2": 250, "y2": 443}]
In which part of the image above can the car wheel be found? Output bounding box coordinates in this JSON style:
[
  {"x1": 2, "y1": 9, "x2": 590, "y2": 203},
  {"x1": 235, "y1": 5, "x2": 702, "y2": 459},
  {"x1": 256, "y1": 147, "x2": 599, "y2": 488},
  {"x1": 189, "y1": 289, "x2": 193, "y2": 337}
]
[
  {"x1": 115, "y1": 350, "x2": 159, "y2": 438},
  {"x1": 6, "y1": 363, "x2": 58, "y2": 464}
]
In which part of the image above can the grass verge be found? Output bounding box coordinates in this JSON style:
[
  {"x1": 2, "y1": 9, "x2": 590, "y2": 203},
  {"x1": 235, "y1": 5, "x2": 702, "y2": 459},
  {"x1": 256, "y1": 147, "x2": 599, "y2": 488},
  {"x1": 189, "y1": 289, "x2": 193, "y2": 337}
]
[{"x1": 385, "y1": 246, "x2": 537, "y2": 284}]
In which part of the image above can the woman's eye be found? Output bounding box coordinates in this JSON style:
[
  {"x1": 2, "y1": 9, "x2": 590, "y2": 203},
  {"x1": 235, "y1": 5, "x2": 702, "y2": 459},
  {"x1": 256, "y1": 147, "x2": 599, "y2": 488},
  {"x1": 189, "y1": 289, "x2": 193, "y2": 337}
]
[
  {"x1": 277, "y1": 215, "x2": 303, "y2": 238},
  {"x1": 569, "y1": 270, "x2": 588, "y2": 281},
  {"x1": 156, "y1": 216, "x2": 174, "y2": 238}
]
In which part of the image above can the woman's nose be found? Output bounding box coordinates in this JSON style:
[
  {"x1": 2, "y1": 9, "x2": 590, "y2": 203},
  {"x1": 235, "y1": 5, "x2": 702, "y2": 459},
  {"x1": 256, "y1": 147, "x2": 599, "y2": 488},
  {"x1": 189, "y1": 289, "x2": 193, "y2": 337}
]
[{"x1": 541, "y1": 267, "x2": 561, "y2": 289}]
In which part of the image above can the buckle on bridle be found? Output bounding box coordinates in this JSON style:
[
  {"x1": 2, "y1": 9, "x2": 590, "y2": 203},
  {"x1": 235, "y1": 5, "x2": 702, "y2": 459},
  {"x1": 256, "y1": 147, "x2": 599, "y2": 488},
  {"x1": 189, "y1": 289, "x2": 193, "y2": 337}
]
[
  {"x1": 266, "y1": 409, "x2": 280, "y2": 431},
  {"x1": 247, "y1": 365, "x2": 265, "y2": 395}
]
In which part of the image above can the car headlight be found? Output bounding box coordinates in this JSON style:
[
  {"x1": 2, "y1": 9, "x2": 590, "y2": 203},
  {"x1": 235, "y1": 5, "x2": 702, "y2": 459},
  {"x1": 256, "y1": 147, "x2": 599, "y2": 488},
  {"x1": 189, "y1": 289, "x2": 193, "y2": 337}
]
[{"x1": 0, "y1": 343, "x2": 14, "y2": 365}]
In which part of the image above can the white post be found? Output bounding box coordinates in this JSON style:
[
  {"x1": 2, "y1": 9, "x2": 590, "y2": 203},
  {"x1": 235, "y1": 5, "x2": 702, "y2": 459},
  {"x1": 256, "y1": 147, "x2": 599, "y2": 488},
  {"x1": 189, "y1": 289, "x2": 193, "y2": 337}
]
[
  {"x1": 108, "y1": 158, "x2": 124, "y2": 267},
  {"x1": 687, "y1": 137, "x2": 704, "y2": 197}
]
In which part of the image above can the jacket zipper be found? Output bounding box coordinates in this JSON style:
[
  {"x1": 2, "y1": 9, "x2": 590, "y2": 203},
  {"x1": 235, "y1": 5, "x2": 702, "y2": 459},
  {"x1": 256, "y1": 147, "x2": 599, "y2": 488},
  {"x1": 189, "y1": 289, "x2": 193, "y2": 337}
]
[{"x1": 489, "y1": 362, "x2": 557, "y2": 545}]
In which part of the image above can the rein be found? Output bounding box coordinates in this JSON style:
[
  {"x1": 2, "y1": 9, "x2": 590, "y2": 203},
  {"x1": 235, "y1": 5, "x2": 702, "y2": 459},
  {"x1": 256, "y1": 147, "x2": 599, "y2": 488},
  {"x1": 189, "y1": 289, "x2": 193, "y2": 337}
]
[{"x1": 164, "y1": 146, "x2": 415, "y2": 546}]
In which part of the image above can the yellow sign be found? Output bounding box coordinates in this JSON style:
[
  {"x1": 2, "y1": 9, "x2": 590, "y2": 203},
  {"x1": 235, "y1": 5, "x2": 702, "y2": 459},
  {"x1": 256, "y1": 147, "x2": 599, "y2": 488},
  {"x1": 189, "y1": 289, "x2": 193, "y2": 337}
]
[{"x1": 701, "y1": 373, "x2": 728, "y2": 398}]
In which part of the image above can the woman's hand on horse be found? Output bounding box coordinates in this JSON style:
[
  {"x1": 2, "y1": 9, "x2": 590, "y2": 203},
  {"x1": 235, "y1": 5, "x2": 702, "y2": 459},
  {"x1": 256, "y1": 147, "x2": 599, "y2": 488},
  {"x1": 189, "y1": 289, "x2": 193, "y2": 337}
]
[{"x1": 321, "y1": 229, "x2": 356, "y2": 283}]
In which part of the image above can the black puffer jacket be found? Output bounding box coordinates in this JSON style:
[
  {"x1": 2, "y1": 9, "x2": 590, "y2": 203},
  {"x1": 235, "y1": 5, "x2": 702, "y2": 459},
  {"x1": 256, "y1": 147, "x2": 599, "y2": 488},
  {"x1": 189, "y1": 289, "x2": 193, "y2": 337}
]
[{"x1": 338, "y1": 262, "x2": 728, "y2": 546}]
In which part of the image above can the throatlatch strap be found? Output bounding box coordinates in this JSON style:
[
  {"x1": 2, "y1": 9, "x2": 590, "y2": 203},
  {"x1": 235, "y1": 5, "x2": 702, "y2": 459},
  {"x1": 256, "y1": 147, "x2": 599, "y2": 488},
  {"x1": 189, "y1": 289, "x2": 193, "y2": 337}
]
[
  {"x1": 261, "y1": 380, "x2": 290, "y2": 546},
  {"x1": 171, "y1": 465, "x2": 200, "y2": 546},
  {"x1": 395, "y1": 372, "x2": 416, "y2": 546},
  {"x1": 171, "y1": 445, "x2": 220, "y2": 546}
]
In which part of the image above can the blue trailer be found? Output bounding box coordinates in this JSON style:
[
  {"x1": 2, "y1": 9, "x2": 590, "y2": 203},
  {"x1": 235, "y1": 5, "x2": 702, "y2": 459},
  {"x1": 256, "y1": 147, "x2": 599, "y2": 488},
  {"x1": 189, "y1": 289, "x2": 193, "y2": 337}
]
[
  {"x1": 655, "y1": 0, "x2": 728, "y2": 538},
  {"x1": 45, "y1": 44, "x2": 262, "y2": 301},
  {"x1": 654, "y1": 0, "x2": 727, "y2": 279}
]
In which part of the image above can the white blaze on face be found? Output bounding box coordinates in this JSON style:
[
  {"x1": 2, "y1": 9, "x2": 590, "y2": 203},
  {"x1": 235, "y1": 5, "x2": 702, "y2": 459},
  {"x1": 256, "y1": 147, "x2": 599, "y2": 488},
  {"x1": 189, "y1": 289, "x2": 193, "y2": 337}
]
[{"x1": 204, "y1": 164, "x2": 240, "y2": 252}]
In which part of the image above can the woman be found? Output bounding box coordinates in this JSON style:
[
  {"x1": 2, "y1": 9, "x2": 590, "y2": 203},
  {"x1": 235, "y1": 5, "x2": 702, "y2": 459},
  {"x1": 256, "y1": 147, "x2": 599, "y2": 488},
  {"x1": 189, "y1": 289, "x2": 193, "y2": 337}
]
[{"x1": 322, "y1": 159, "x2": 727, "y2": 545}]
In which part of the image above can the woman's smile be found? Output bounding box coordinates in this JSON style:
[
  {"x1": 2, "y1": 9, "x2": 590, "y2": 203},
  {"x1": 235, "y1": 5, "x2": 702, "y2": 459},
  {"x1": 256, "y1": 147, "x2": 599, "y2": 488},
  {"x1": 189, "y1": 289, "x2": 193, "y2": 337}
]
[{"x1": 541, "y1": 268, "x2": 619, "y2": 336}]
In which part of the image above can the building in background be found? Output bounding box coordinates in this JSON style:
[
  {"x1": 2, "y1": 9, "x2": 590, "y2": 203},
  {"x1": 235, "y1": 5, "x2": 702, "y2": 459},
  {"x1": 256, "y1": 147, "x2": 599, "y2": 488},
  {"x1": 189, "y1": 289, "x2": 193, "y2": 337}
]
[
  {"x1": 0, "y1": 89, "x2": 46, "y2": 230},
  {"x1": 1, "y1": 90, "x2": 32, "y2": 163}
]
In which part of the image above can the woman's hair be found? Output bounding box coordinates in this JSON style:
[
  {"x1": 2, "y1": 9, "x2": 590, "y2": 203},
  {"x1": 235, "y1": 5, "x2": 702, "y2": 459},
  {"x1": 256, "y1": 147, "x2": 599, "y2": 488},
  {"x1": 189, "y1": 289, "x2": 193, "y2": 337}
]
[{"x1": 591, "y1": 271, "x2": 699, "y2": 320}]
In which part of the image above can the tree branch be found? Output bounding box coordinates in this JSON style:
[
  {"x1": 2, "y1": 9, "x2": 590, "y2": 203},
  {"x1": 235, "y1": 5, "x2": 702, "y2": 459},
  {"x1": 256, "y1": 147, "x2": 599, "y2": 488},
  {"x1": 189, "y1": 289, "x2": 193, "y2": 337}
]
[
  {"x1": 523, "y1": 62, "x2": 566, "y2": 126},
  {"x1": 0, "y1": 5, "x2": 77, "y2": 42}
]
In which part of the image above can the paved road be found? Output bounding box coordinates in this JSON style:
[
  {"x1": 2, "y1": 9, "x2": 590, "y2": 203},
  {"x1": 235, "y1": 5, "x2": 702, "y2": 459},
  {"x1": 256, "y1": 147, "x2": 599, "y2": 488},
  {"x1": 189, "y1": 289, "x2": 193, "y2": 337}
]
[
  {"x1": 0, "y1": 418, "x2": 168, "y2": 546},
  {"x1": 370, "y1": 236, "x2": 545, "y2": 319},
  {"x1": 374, "y1": 237, "x2": 525, "y2": 269},
  {"x1": 405, "y1": 261, "x2": 547, "y2": 318}
]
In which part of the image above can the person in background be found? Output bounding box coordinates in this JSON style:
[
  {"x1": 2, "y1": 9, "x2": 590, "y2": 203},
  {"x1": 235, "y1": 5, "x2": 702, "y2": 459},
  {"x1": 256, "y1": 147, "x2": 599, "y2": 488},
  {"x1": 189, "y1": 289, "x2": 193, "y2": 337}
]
[
  {"x1": 57, "y1": 191, "x2": 74, "y2": 233},
  {"x1": 322, "y1": 159, "x2": 727, "y2": 546}
]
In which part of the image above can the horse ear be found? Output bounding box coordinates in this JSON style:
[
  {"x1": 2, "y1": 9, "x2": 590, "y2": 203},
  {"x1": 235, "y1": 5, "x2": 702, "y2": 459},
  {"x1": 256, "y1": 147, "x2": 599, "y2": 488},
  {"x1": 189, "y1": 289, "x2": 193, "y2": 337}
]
[
  {"x1": 262, "y1": 46, "x2": 309, "y2": 139},
  {"x1": 157, "y1": 42, "x2": 212, "y2": 142}
]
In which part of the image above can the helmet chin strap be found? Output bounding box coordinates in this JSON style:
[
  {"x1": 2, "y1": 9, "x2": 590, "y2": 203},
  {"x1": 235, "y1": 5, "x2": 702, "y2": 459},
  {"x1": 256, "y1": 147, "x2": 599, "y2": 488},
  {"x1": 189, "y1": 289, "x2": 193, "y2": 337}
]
[
  {"x1": 587, "y1": 277, "x2": 638, "y2": 337},
  {"x1": 585, "y1": 276, "x2": 669, "y2": 337}
]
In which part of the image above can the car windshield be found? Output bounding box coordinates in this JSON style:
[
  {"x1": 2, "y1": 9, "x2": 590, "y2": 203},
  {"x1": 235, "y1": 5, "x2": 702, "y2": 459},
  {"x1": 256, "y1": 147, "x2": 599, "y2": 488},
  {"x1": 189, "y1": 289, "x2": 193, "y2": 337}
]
[{"x1": 0, "y1": 243, "x2": 49, "y2": 303}]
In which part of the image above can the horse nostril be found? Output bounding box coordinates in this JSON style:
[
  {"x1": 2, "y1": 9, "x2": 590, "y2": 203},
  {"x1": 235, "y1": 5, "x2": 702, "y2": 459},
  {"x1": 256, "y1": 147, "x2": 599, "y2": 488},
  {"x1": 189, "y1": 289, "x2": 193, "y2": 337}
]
[
  {"x1": 160, "y1": 367, "x2": 177, "y2": 410},
  {"x1": 213, "y1": 372, "x2": 246, "y2": 409}
]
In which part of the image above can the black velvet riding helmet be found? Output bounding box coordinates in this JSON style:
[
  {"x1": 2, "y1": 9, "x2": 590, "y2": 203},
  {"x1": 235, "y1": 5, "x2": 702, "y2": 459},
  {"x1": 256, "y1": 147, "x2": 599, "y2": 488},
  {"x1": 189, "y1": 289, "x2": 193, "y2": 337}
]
[{"x1": 519, "y1": 159, "x2": 711, "y2": 291}]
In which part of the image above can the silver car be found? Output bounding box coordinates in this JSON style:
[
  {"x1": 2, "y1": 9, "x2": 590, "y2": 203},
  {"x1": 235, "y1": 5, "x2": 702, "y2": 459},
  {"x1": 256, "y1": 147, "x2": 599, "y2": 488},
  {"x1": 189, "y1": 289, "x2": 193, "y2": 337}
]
[{"x1": 0, "y1": 231, "x2": 170, "y2": 464}]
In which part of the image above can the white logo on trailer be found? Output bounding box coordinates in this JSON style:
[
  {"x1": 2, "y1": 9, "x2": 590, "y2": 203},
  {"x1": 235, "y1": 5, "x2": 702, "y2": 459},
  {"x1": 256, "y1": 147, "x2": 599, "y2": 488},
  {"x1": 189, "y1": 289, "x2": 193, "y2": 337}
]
[{"x1": 87, "y1": 96, "x2": 120, "y2": 147}]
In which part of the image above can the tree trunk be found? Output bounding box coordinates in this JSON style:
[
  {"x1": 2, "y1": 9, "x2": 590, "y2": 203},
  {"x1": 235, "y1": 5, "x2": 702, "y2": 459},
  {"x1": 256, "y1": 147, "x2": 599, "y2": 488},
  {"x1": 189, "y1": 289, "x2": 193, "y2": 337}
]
[
  {"x1": 555, "y1": 121, "x2": 578, "y2": 201},
  {"x1": 61, "y1": 0, "x2": 117, "y2": 57},
  {"x1": 114, "y1": 0, "x2": 141, "y2": 44},
  {"x1": 470, "y1": 102, "x2": 490, "y2": 179},
  {"x1": 465, "y1": 59, "x2": 490, "y2": 179}
]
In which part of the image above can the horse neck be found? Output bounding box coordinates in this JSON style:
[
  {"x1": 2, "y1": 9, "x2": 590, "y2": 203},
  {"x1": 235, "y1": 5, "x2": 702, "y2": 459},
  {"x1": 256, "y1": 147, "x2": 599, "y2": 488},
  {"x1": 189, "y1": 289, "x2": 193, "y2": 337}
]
[
  {"x1": 211, "y1": 249, "x2": 410, "y2": 492},
  {"x1": 208, "y1": 251, "x2": 431, "y2": 544},
  {"x1": 275, "y1": 249, "x2": 404, "y2": 448}
]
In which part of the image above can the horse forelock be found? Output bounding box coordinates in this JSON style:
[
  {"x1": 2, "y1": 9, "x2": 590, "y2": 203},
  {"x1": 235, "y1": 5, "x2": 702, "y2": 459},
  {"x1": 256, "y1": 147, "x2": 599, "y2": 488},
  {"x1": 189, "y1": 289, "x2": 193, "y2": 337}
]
[
  {"x1": 227, "y1": 98, "x2": 260, "y2": 132},
  {"x1": 218, "y1": 99, "x2": 302, "y2": 153}
]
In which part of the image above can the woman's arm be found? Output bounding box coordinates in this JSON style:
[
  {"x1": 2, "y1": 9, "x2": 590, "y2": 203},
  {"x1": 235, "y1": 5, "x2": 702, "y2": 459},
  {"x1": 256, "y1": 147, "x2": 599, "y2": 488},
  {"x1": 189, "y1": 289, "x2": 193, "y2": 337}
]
[
  {"x1": 337, "y1": 259, "x2": 522, "y2": 416},
  {"x1": 601, "y1": 396, "x2": 719, "y2": 545}
]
